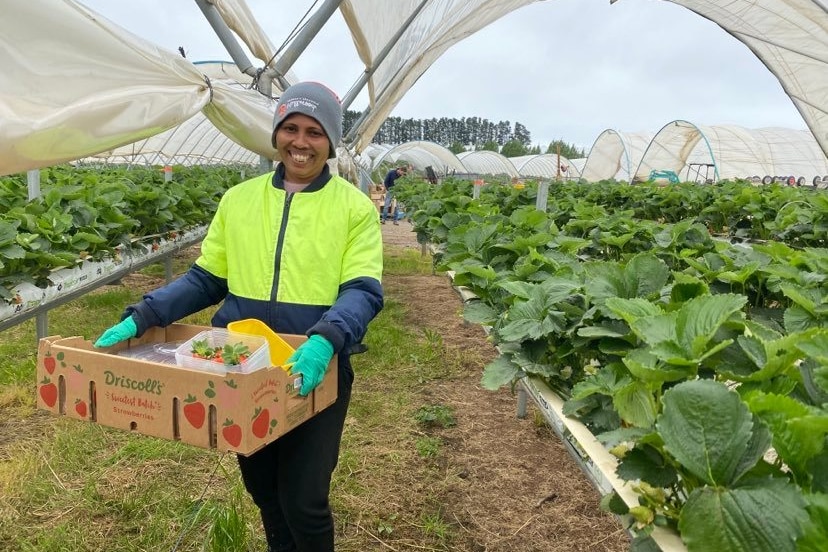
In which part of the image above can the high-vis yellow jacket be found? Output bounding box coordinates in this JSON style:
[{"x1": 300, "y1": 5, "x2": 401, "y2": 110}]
[{"x1": 127, "y1": 164, "x2": 384, "y2": 359}]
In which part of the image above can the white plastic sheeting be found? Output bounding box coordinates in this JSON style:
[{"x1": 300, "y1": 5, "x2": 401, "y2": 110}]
[
  {"x1": 340, "y1": 0, "x2": 539, "y2": 151},
  {"x1": 580, "y1": 130, "x2": 654, "y2": 182},
  {"x1": 372, "y1": 141, "x2": 466, "y2": 174},
  {"x1": 84, "y1": 62, "x2": 260, "y2": 166},
  {"x1": 510, "y1": 154, "x2": 581, "y2": 179},
  {"x1": 634, "y1": 121, "x2": 828, "y2": 183},
  {"x1": 667, "y1": 0, "x2": 828, "y2": 157},
  {"x1": 3, "y1": 0, "x2": 827, "y2": 177},
  {"x1": 458, "y1": 151, "x2": 520, "y2": 178},
  {"x1": 0, "y1": 0, "x2": 279, "y2": 176}
]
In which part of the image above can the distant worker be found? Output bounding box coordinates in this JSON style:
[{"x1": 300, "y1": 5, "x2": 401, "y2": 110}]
[{"x1": 381, "y1": 166, "x2": 407, "y2": 225}]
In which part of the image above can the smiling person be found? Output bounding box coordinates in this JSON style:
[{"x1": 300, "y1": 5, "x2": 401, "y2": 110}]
[{"x1": 93, "y1": 81, "x2": 384, "y2": 551}]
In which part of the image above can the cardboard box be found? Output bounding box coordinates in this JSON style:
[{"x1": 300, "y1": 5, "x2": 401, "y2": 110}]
[
  {"x1": 370, "y1": 192, "x2": 385, "y2": 213},
  {"x1": 36, "y1": 324, "x2": 338, "y2": 456}
]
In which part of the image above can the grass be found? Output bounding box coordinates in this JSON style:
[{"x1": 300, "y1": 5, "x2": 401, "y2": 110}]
[{"x1": 0, "y1": 245, "x2": 467, "y2": 551}]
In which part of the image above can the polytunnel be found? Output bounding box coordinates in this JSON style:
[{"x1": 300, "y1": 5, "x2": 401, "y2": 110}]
[
  {"x1": 510, "y1": 154, "x2": 581, "y2": 180},
  {"x1": 81, "y1": 61, "x2": 264, "y2": 167},
  {"x1": 457, "y1": 151, "x2": 520, "y2": 178},
  {"x1": 667, "y1": 0, "x2": 828, "y2": 157},
  {"x1": 634, "y1": 121, "x2": 828, "y2": 184},
  {"x1": 2, "y1": 0, "x2": 827, "y2": 178},
  {"x1": 371, "y1": 141, "x2": 466, "y2": 174},
  {"x1": 580, "y1": 130, "x2": 654, "y2": 182}
]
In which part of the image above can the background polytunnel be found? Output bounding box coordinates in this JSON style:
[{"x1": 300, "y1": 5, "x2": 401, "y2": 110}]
[
  {"x1": 457, "y1": 151, "x2": 520, "y2": 178},
  {"x1": 668, "y1": 0, "x2": 828, "y2": 157},
  {"x1": 580, "y1": 130, "x2": 654, "y2": 182},
  {"x1": 509, "y1": 154, "x2": 582, "y2": 180},
  {"x1": 371, "y1": 141, "x2": 466, "y2": 175},
  {"x1": 78, "y1": 62, "x2": 265, "y2": 167},
  {"x1": 633, "y1": 121, "x2": 828, "y2": 184}
]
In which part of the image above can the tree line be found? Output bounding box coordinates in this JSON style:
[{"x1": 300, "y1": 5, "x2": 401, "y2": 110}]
[{"x1": 344, "y1": 110, "x2": 586, "y2": 159}]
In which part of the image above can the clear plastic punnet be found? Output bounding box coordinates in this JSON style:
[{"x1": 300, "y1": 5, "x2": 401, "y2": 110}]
[{"x1": 175, "y1": 328, "x2": 270, "y2": 374}]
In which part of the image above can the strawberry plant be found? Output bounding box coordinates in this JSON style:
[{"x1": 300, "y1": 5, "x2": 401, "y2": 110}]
[{"x1": 190, "y1": 339, "x2": 251, "y2": 366}]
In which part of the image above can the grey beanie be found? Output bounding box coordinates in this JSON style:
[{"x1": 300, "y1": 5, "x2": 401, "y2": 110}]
[{"x1": 272, "y1": 81, "x2": 342, "y2": 159}]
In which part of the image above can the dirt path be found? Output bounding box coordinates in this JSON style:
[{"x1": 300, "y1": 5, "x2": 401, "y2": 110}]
[{"x1": 379, "y1": 221, "x2": 629, "y2": 552}]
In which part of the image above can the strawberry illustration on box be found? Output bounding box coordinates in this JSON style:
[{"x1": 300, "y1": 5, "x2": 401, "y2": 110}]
[{"x1": 36, "y1": 323, "x2": 337, "y2": 455}]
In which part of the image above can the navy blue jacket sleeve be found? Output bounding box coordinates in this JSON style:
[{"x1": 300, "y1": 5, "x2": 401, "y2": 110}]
[
  {"x1": 124, "y1": 264, "x2": 228, "y2": 337},
  {"x1": 307, "y1": 276, "x2": 383, "y2": 354}
]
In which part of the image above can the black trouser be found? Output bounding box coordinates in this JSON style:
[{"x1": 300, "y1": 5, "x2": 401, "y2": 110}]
[{"x1": 237, "y1": 364, "x2": 353, "y2": 552}]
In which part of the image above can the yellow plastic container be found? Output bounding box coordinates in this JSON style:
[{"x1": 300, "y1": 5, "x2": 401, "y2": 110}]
[{"x1": 227, "y1": 319, "x2": 295, "y2": 369}]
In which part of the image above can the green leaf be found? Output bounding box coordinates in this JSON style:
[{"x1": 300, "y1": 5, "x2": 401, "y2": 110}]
[
  {"x1": 795, "y1": 331, "x2": 828, "y2": 364},
  {"x1": 616, "y1": 444, "x2": 678, "y2": 487},
  {"x1": 604, "y1": 297, "x2": 662, "y2": 326},
  {"x1": 570, "y1": 364, "x2": 630, "y2": 400},
  {"x1": 623, "y1": 253, "x2": 670, "y2": 298},
  {"x1": 623, "y1": 348, "x2": 694, "y2": 383},
  {"x1": 462, "y1": 301, "x2": 498, "y2": 325},
  {"x1": 797, "y1": 492, "x2": 828, "y2": 552},
  {"x1": 613, "y1": 381, "x2": 657, "y2": 428},
  {"x1": 676, "y1": 293, "x2": 746, "y2": 358},
  {"x1": 669, "y1": 272, "x2": 709, "y2": 303},
  {"x1": 631, "y1": 311, "x2": 678, "y2": 346},
  {"x1": 678, "y1": 478, "x2": 806, "y2": 552},
  {"x1": 658, "y1": 380, "x2": 769, "y2": 486},
  {"x1": 744, "y1": 392, "x2": 828, "y2": 486},
  {"x1": 481, "y1": 356, "x2": 520, "y2": 391},
  {"x1": 781, "y1": 284, "x2": 818, "y2": 316},
  {"x1": 629, "y1": 535, "x2": 662, "y2": 552},
  {"x1": 599, "y1": 491, "x2": 629, "y2": 516},
  {"x1": 785, "y1": 305, "x2": 820, "y2": 333}
]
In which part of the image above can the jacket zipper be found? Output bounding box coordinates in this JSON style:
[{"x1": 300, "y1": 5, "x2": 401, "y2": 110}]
[{"x1": 270, "y1": 192, "x2": 293, "y2": 303}]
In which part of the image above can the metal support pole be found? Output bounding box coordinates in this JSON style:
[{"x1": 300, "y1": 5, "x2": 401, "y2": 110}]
[
  {"x1": 29, "y1": 169, "x2": 48, "y2": 338},
  {"x1": 164, "y1": 256, "x2": 174, "y2": 283},
  {"x1": 272, "y1": 0, "x2": 344, "y2": 82},
  {"x1": 517, "y1": 386, "x2": 528, "y2": 418},
  {"x1": 536, "y1": 180, "x2": 550, "y2": 212},
  {"x1": 194, "y1": 0, "x2": 257, "y2": 77},
  {"x1": 340, "y1": 0, "x2": 428, "y2": 111},
  {"x1": 258, "y1": 75, "x2": 275, "y2": 173},
  {"x1": 27, "y1": 169, "x2": 41, "y2": 200},
  {"x1": 36, "y1": 312, "x2": 48, "y2": 341}
]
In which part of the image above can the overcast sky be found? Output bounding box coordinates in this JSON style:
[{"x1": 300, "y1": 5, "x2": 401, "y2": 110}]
[{"x1": 80, "y1": 0, "x2": 807, "y2": 151}]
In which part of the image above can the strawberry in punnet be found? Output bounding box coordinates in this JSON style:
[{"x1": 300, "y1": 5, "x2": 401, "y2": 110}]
[
  {"x1": 191, "y1": 339, "x2": 215, "y2": 360},
  {"x1": 183, "y1": 394, "x2": 206, "y2": 429},
  {"x1": 222, "y1": 419, "x2": 242, "y2": 447},
  {"x1": 39, "y1": 378, "x2": 58, "y2": 408},
  {"x1": 190, "y1": 338, "x2": 251, "y2": 366},
  {"x1": 222, "y1": 343, "x2": 250, "y2": 366}
]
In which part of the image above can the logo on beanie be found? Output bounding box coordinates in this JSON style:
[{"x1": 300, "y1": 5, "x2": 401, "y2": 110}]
[{"x1": 278, "y1": 96, "x2": 320, "y2": 120}]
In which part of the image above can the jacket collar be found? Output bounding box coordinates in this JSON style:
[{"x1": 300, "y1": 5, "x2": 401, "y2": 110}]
[{"x1": 271, "y1": 163, "x2": 331, "y2": 192}]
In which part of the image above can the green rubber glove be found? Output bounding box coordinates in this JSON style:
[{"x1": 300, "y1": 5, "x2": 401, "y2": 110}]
[
  {"x1": 287, "y1": 334, "x2": 334, "y2": 396},
  {"x1": 94, "y1": 316, "x2": 137, "y2": 348}
]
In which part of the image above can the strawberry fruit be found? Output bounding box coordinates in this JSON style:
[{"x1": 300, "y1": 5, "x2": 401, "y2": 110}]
[
  {"x1": 222, "y1": 419, "x2": 242, "y2": 447},
  {"x1": 43, "y1": 353, "x2": 56, "y2": 375},
  {"x1": 39, "y1": 378, "x2": 58, "y2": 408},
  {"x1": 182, "y1": 394, "x2": 206, "y2": 428}
]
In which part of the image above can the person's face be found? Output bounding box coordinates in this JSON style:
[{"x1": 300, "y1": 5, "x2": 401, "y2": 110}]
[{"x1": 275, "y1": 113, "x2": 330, "y2": 184}]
